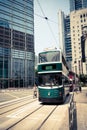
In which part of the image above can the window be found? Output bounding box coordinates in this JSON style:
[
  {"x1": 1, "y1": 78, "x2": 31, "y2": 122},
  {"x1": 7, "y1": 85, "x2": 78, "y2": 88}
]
[
  {"x1": 83, "y1": 14, "x2": 85, "y2": 17},
  {"x1": 84, "y1": 19, "x2": 86, "y2": 22},
  {"x1": 80, "y1": 15, "x2": 82, "y2": 18},
  {"x1": 81, "y1": 20, "x2": 83, "y2": 22}
]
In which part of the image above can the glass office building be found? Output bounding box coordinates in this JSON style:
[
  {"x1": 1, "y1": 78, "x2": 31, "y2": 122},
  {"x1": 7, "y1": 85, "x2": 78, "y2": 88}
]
[
  {"x1": 70, "y1": 0, "x2": 87, "y2": 12},
  {"x1": 0, "y1": 0, "x2": 34, "y2": 88},
  {"x1": 64, "y1": 15, "x2": 72, "y2": 62}
]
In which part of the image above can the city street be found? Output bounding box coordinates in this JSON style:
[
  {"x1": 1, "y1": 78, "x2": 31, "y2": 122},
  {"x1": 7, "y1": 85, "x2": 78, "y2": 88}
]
[
  {"x1": 0, "y1": 89, "x2": 33, "y2": 103},
  {"x1": 0, "y1": 87, "x2": 87, "y2": 130},
  {"x1": 0, "y1": 1, "x2": 87, "y2": 129}
]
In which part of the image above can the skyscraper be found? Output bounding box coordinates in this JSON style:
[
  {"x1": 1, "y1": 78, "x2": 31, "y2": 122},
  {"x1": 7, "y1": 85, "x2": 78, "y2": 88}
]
[
  {"x1": 69, "y1": 0, "x2": 87, "y2": 75},
  {"x1": 70, "y1": 0, "x2": 87, "y2": 12},
  {"x1": 64, "y1": 15, "x2": 72, "y2": 70},
  {"x1": 70, "y1": 8, "x2": 87, "y2": 75},
  {"x1": 0, "y1": 0, "x2": 34, "y2": 88},
  {"x1": 58, "y1": 11, "x2": 72, "y2": 70},
  {"x1": 58, "y1": 10, "x2": 65, "y2": 55}
]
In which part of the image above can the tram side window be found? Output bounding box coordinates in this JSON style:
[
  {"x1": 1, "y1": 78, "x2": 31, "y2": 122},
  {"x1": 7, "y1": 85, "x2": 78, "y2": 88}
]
[
  {"x1": 38, "y1": 76, "x2": 43, "y2": 85},
  {"x1": 58, "y1": 77, "x2": 62, "y2": 85}
]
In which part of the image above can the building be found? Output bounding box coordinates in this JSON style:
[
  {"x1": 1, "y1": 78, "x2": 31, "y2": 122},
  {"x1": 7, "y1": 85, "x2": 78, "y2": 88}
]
[
  {"x1": 70, "y1": 0, "x2": 87, "y2": 12},
  {"x1": 64, "y1": 15, "x2": 72, "y2": 70},
  {"x1": 70, "y1": 8, "x2": 87, "y2": 75},
  {"x1": 58, "y1": 10, "x2": 72, "y2": 70},
  {"x1": 58, "y1": 10, "x2": 65, "y2": 55},
  {"x1": 0, "y1": 0, "x2": 34, "y2": 88}
]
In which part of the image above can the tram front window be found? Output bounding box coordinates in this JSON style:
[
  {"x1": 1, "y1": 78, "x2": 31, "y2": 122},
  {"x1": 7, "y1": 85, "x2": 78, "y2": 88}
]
[{"x1": 38, "y1": 74, "x2": 62, "y2": 86}]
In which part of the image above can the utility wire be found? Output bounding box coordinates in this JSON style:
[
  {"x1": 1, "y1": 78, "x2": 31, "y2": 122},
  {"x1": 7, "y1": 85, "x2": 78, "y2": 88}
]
[
  {"x1": 36, "y1": 0, "x2": 58, "y2": 45},
  {"x1": 35, "y1": 13, "x2": 58, "y2": 24},
  {"x1": 36, "y1": 0, "x2": 46, "y2": 17}
]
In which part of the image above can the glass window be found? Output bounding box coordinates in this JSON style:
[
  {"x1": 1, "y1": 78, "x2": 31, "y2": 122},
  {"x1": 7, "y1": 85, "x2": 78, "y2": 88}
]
[
  {"x1": 38, "y1": 73, "x2": 62, "y2": 86},
  {"x1": 39, "y1": 51, "x2": 60, "y2": 63},
  {"x1": 0, "y1": 57, "x2": 3, "y2": 78},
  {"x1": 27, "y1": 60, "x2": 34, "y2": 79},
  {"x1": 12, "y1": 58, "x2": 25, "y2": 79}
]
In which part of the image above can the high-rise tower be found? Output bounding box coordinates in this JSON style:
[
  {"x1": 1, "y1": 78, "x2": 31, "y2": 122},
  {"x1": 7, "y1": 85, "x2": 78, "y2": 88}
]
[
  {"x1": 70, "y1": 0, "x2": 87, "y2": 75},
  {"x1": 70, "y1": 0, "x2": 87, "y2": 12},
  {"x1": 64, "y1": 15, "x2": 72, "y2": 70},
  {"x1": 0, "y1": 0, "x2": 34, "y2": 88},
  {"x1": 58, "y1": 10, "x2": 65, "y2": 55},
  {"x1": 58, "y1": 10, "x2": 72, "y2": 70}
]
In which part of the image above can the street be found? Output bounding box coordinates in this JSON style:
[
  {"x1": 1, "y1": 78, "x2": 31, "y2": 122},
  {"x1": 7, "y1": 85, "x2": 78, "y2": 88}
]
[{"x1": 0, "y1": 87, "x2": 87, "y2": 130}]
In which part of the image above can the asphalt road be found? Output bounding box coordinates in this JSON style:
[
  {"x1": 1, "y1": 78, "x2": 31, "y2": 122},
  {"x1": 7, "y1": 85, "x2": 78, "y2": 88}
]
[
  {"x1": 0, "y1": 89, "x2": 33, "y2": 103},
  {"x1": 0, "y1": 87, "x2": 87, "y2": 130}
]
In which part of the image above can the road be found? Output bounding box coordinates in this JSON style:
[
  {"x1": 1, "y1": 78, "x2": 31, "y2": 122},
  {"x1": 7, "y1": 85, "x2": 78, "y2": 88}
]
[
  {"x1": 0, "y1": 87, "x2": 87, "y2": 130},
  {"x1": 0, "y1": 89, "x2": 33, "y2": 102}
]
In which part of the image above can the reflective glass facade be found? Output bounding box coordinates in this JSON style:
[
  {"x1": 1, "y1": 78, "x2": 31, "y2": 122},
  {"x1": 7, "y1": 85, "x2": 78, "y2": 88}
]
[
  {"x1": 70, "y1": 0, "x2": 87, "y2": 12},
  {"x1": 0, "y1": 0, "x2": 34, "y2": 88},
  {"x1": 64, "y1": 15, "x2": 72, "y2": 62}
]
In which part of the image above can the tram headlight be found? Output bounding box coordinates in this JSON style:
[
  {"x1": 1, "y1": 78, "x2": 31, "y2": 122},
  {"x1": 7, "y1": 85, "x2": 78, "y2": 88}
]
[{"x1": 48, "y1": 92, "x2": 50, "y2": 96}]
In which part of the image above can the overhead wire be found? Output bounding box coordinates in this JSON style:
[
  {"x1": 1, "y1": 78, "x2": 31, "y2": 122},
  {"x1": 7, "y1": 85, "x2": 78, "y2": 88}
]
[
  {"x1": 36, "y1": 0, "x2": 58, "y2": 45},
  {"x1": 34, "y1": 13, "x2": 58, "y2": 24}
]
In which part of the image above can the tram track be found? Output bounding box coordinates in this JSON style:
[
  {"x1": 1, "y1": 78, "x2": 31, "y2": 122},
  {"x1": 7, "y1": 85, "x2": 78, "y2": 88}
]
[
  {"x1": 0, "y1": 96, "x2": 37, "y2": 115},
  {"x1": 37, "y1": 105, "x2": 58, "y2": 130},
  {"x1": 6, "y1": 105, "x2": 44, "y2": 130},
  {"x1": 0, "y1": 103, "x2": 44, "y2": 130},
  {"x1": 0, "y1": 95, "x2": 33, "y2": 108},
  {"x1": 4, "y1": 105, "x2": 58, "y2": 130},
  {"x1": 0, "y1": 92, "x2": 70, "y2": 130},
  {"x1": 0, "y1": 98, "x2": 70, "y2": 130}
]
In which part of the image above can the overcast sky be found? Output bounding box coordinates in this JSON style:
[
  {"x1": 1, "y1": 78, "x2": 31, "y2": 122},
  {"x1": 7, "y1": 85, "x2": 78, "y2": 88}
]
[{"x1": 34, "y1": 0, "x2": 70, "y2": 55}]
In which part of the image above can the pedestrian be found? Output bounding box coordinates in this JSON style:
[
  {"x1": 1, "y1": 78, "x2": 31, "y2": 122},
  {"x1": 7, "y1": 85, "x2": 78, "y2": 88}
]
[{"x1": 33, "y1": 84, "x2": 37, "y2": 98}]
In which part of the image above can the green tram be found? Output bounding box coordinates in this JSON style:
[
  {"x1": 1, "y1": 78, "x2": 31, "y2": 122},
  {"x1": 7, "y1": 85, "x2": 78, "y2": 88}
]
[{"x1": 37, "y1": 49, "x2": 70, "y2": 103}]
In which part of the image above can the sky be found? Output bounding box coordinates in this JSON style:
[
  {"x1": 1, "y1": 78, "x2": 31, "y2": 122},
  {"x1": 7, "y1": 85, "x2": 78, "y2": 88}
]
[{"x1": 34, "y1": 0, "x2": 70, "y2": 55}]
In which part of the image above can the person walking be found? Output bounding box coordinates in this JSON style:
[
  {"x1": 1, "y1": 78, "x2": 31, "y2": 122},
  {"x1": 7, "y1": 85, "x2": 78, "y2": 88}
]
[{"x1": 33, "y1": 84, "x2": 37, "y2": 98}]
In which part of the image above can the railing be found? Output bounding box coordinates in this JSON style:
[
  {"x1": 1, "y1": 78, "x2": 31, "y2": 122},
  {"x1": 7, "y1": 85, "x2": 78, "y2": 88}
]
[{"x1": 69, "y1": 92, "x2": 76, "y2": 130}]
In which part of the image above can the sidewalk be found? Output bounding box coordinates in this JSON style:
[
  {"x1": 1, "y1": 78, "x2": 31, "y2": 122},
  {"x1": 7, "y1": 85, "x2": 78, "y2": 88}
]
[
  {"x1": 59, "y1": 87, "x2": 87, "y2": 130},
  {"x1": 73, "y1": 87, "x2": 87, "y2": 130}
]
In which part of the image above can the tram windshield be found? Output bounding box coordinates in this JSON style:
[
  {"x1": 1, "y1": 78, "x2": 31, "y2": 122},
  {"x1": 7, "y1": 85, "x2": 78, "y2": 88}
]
[
  {"x1": 38, "y1": 73, "x2": 62, "y2": 86},
  {"x1": 39, "y1": 51, "x2": 60, "y2": 63}
]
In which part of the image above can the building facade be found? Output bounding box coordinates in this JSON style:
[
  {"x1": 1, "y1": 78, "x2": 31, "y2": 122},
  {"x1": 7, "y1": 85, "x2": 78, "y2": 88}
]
[
  {"x1": 70, "y1": 8, "x2": 87, "y2": 75},
  {"x1": 64, "y1": 15, "x2": 72, "y2": 70},
  {"x1": 58, "y1": 10, "x2": 65, "y2": 56},
  {"x1": 58, "y1": 11, "x2": 72, "y2": 70},
  {"x1": 0, "y1": 0, "x2": 34, "y2": 88},
  {"x1": 70, "y1": 0, "x2": 87, "y2": 12}
]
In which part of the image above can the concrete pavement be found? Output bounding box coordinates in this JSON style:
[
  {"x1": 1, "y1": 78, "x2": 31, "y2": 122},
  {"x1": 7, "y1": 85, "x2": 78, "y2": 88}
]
[
  {"x1": 0, "y1": 87, "x2": 87, "y2": 130},
  {"x1": 59, "y1": 87, "x2": 87, "y2": 130},
  {"x1": 73, "y1": 87, "x2": 87, "y2": 130}
]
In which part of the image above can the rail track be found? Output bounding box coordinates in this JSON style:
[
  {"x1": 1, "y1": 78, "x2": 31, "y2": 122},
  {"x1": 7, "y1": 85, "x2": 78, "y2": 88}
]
[
  {"x1": 6, "y1": 105, "x2": 58, "y2": 130},
  {"x1": 0, "y1": 95, "x2": 37, "y2": 115},
  {"x1": 0, "y1": 97, "x2": 60, "y2": 130},
  {"x1": 0, "y1": 92, "x2": 71, "y2": 130}
]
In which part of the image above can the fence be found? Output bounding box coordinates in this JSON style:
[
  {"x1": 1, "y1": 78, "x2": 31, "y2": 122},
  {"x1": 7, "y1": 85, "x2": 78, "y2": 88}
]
[{"x1": 69, "y1": 93, "x2": 76, "y2": 130}]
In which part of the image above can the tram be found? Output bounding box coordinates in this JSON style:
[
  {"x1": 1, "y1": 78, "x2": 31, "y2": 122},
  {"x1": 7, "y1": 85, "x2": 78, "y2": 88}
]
[{"x1": 37, "y1": 49, "x2": 70, "y2": 103}]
